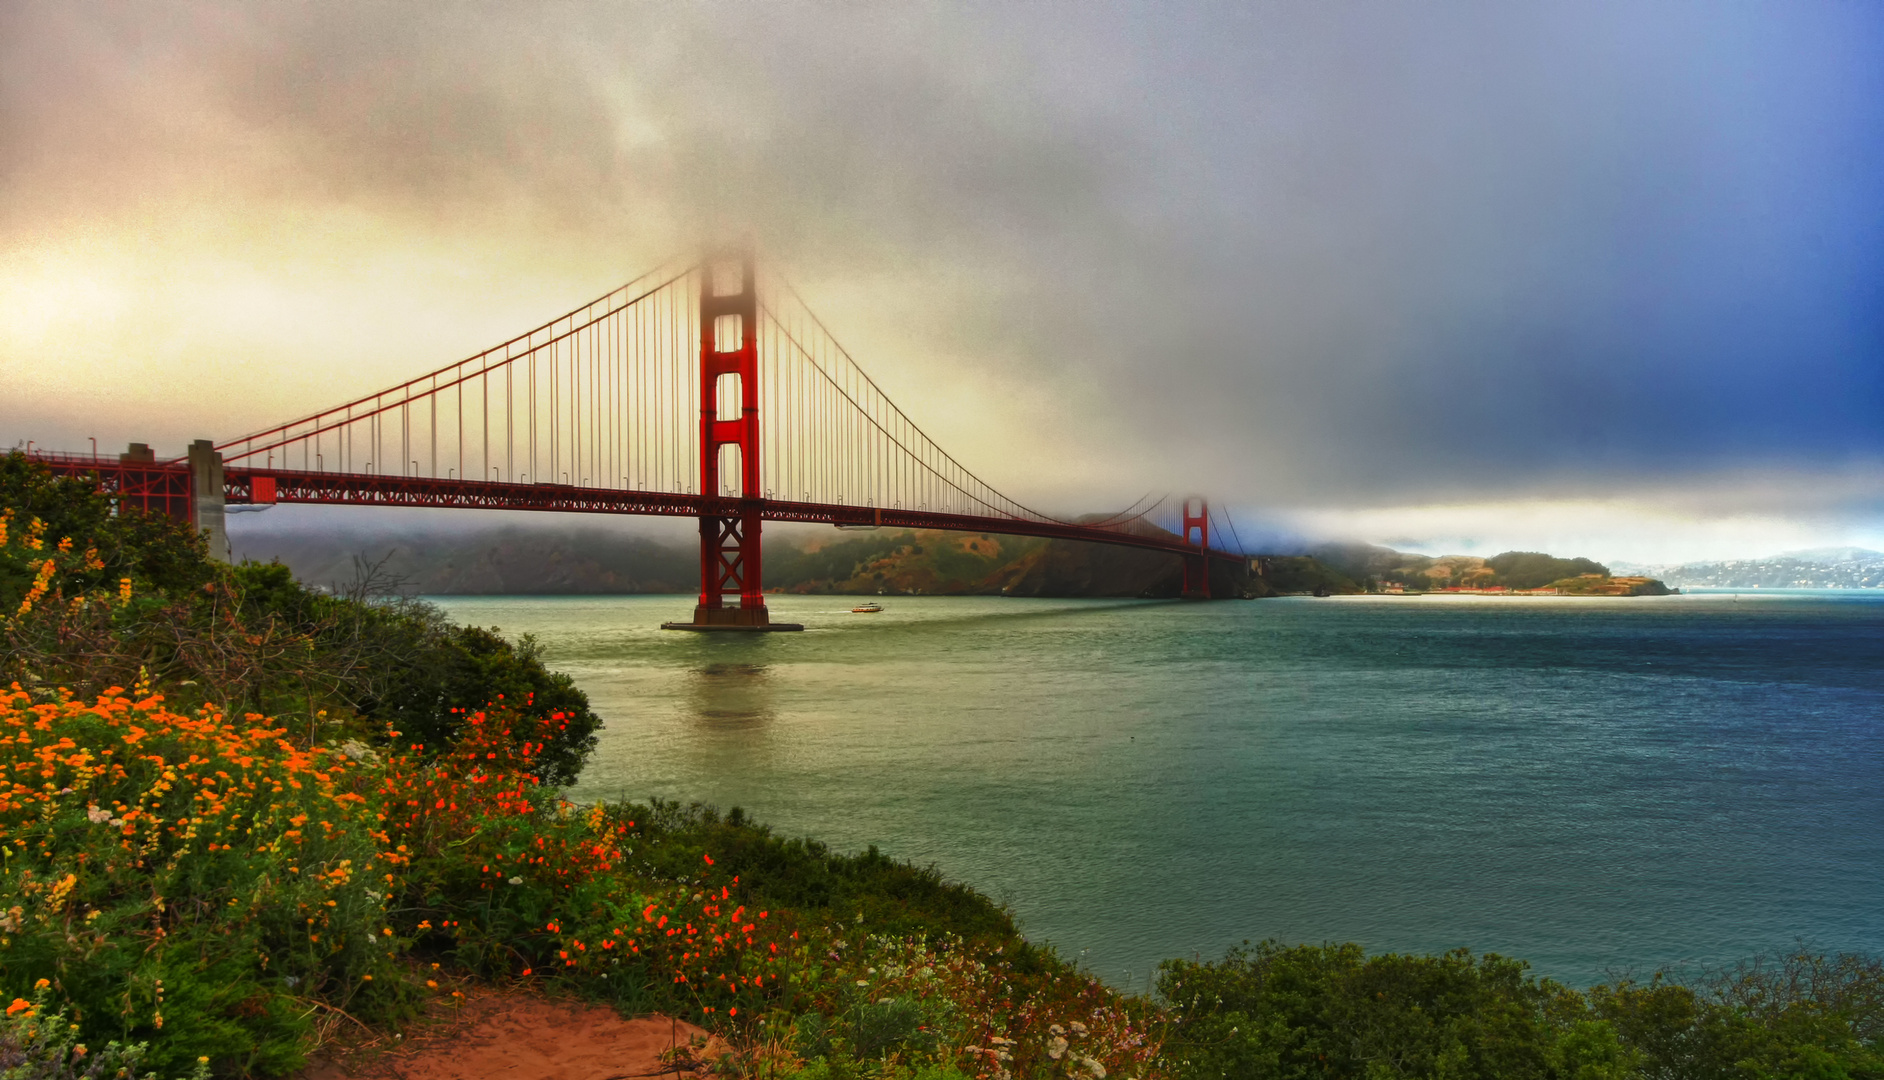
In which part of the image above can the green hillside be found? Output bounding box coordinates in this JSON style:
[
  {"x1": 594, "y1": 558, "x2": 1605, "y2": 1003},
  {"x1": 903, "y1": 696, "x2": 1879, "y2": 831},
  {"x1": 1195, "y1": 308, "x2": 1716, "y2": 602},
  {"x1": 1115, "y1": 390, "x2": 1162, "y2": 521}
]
[{"x1": 1309, "y1": 543, "x2": 1666, "y2": 593}]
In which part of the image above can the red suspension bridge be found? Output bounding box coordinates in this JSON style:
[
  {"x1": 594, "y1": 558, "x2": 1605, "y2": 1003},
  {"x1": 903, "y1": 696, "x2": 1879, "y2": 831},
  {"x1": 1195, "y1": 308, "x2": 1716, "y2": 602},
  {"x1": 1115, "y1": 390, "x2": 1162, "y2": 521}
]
[{"x1": 22, "y1": 247, "x2": 1249, "y2": 630}]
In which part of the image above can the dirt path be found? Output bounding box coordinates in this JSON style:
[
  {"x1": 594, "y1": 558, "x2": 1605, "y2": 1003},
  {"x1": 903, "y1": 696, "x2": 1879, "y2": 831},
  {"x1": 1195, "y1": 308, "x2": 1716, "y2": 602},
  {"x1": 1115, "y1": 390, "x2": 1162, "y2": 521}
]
[{"x1": 297, "y1": 989, "x2": 717, "y2": 1080}]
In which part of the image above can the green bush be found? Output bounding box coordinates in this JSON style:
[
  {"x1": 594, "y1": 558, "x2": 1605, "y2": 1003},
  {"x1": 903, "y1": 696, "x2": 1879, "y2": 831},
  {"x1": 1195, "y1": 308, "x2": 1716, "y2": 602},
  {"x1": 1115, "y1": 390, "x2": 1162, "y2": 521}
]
[
  {"x1": 1590, "y1": 954, "x2": 1884, "y2": 1080},
  {"x1": 1, "y1": 983, "x2": 212, "y2": 1080},
  {"x1": 0, "y1": 454, "x2": 215, "y2": 608},
  {"x1": 624, "y1": 801, "x2": 1022, "y2": 948},
  {"x1": 785, "y1": 1062, "x2": 974, "y2": 1080},
  {"x1": 350, "y1": 619, "x2": 597, "y2": 786},
  {"x1": 794, "y1": 997, "x2": 952, "y2": 1063},
  {"x1": 2, "y1": 454, "x2": 600, "y2": 782},
  {"x1": 1158, "y1": 941, "x2": 1581, "y2": 1079},
  {"x1": 1161, "y1": 942, "x2": 1884, "y2": 1080}
]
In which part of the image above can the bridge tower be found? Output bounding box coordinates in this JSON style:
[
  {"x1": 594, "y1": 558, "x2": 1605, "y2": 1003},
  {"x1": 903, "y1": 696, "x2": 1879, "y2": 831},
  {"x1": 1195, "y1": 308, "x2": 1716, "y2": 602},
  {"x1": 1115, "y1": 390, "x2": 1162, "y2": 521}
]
[
  {"x1": 665, "y1": 245, "x2": 803, "y2": 631},
  {"x1": 1181, "y1": 496, "x2": 1210, "y2": 600}
]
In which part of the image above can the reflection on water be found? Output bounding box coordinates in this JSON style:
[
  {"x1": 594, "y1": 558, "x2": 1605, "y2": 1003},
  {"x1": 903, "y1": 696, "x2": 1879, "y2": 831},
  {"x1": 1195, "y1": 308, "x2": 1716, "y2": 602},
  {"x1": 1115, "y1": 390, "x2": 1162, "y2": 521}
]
[{"x1": 688, "y1": 661, "x2": 775, "y2": 728}]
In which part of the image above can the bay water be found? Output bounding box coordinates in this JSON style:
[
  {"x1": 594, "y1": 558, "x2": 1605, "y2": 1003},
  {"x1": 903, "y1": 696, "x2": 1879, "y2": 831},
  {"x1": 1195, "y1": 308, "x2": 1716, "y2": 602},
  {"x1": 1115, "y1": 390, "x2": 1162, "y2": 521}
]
[{"x1": 429, "y1": 590, "x2": 1884, "y2": 991}]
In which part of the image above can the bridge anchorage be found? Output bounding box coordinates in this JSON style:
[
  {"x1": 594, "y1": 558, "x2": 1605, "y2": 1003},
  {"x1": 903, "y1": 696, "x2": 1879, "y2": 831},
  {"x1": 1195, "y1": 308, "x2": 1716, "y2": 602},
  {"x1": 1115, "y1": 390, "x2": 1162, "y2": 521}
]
[{"x1": 21, "y1": 244, "x2": 1249, "y2": 623}]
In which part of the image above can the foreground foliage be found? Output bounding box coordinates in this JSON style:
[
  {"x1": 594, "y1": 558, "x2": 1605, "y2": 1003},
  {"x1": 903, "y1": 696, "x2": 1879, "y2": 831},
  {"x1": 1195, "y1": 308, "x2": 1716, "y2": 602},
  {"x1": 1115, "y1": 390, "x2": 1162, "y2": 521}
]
[
  {"x1": 0, "y1": 453, "x2": 599, "y2": 783},
  {"x1": 1158, "y1": 942, "x2": 1884, "y2": 1080},
  {"x1": 0, "y1": 684, "x2": 1159, "y2": 1078}
]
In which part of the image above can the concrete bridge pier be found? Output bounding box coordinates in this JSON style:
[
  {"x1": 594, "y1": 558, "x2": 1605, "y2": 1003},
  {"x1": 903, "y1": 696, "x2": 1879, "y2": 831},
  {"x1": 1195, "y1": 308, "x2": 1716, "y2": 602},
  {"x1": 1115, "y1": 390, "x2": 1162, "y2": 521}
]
[{"x1": 187, "y1": 439, "x2": 228, "y2": 563}]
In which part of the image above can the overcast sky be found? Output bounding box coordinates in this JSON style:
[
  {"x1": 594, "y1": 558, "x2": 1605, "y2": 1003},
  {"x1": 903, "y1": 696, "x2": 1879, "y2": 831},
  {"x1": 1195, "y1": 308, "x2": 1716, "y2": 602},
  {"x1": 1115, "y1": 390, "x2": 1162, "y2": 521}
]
[{"x1": 4, "y1": 1, "x2": 1881, "y2": 562}]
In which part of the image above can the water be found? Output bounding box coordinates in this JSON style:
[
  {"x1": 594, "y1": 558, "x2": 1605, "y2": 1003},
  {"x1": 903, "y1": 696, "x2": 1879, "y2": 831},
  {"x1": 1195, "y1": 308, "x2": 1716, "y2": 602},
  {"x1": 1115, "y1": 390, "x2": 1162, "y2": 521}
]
[{"x1": 429, "y1": 590, "x2": 1884, "y2": 991}]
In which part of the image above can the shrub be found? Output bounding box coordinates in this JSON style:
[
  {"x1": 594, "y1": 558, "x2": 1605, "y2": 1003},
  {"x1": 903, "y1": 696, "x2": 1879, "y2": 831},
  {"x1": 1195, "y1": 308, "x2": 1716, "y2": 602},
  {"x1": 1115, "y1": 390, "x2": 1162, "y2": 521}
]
[
  {"x1": 1, "y1": 982, "x2": 211, "y2": 1080},
  {"x1": 1589, "y1": 953, "x2": 1884, "y2": 1080},
  {"x1": 1157, "y1": 941, "x2": 1600, "y2": 1080},
  {"x1": 0, "y1": 687, "x2": 408, "y2": 1076},
  {"x1": 2, "y1": 455, "x2": 600, "y2": 782},
  {"x1": 0, "y1": 454, "x2": 214, "y2": 608},
  {"x1": 1161, "y1": 942, "x2": 1884, "y2": 1080},
  {"x1": 350, "y1": 620, "x2": 597, "y2": 786}
]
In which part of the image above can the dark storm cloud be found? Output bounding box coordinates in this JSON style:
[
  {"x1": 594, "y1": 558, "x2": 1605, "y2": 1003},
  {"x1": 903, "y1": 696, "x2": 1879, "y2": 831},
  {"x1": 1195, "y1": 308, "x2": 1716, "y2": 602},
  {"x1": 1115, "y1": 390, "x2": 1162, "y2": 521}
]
[{"x1": 4, "y1": 0, "x2": 1882, "y2": 513}]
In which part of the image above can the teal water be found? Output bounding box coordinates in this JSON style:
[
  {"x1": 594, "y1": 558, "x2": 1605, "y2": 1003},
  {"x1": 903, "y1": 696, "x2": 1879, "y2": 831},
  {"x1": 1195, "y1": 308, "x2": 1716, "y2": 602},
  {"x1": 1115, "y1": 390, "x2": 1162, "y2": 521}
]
[{"x1": 429, "y1": 591, "x2": 1884, "y2": 991}]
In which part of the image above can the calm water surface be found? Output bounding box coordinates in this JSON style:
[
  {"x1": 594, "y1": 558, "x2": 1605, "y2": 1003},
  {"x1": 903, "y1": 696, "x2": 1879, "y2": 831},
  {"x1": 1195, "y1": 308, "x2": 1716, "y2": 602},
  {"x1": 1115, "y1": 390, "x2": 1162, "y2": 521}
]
[{"x1": 429, "y1": 591, "x2": 1884, "y2": 990}]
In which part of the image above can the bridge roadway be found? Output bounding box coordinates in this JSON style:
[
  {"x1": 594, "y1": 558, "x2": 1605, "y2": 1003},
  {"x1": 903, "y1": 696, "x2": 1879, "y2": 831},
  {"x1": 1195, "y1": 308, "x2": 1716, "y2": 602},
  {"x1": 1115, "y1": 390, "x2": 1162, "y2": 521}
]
[{"x1": 24, "y1": 451, "x2": 1242, "y2": 568}]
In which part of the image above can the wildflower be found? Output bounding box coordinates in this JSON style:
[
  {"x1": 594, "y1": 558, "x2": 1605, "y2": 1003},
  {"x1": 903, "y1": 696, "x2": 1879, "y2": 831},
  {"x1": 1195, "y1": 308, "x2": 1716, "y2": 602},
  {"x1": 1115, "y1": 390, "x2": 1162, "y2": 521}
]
[
  {"x1": 6, "y1": 999, "x2": 30, "y2": 1016},
  {"x1": 32, "y1": 979, "x2": 48, "y2": 991},
  {"x1": 509, "y1": 876, "x2": 522, "y2": 885}
]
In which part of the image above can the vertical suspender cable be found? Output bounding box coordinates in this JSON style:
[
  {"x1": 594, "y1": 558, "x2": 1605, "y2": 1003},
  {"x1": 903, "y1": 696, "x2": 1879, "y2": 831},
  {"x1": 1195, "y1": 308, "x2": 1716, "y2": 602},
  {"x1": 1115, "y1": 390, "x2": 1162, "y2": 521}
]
[{"x1": 529, "y1": 348, "x2": 536, "y2": 483}]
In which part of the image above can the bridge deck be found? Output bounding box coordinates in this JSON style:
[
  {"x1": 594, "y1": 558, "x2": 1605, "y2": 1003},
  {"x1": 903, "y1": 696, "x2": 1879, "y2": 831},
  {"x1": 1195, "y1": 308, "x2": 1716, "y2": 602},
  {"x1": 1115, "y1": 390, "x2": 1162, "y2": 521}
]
[{"x1": 24, "y1": 454, "x2": 1239, "y2": 565}]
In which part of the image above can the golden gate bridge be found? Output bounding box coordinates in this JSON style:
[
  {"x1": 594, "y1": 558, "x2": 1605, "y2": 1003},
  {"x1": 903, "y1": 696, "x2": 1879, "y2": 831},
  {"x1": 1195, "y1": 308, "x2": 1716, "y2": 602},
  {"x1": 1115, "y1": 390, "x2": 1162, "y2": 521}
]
[{"x1": 22, "y1": 246, "x2": 1248, "y2": 630}]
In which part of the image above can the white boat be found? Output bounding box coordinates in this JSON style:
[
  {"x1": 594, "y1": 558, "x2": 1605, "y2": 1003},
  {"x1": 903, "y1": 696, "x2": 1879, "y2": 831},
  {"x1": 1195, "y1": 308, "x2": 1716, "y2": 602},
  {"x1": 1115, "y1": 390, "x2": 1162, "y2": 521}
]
[{"x1": 850, "y1": 602, "x2": 883, "y2": 613}]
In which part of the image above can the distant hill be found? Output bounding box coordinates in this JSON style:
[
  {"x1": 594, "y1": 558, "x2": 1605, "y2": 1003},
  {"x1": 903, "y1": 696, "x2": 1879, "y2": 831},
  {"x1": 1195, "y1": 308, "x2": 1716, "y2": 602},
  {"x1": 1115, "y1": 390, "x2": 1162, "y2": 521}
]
[
  {"x1": 1546, "y1": 574, "x2": 1676, "y2": 597},
  {"x1": 231, "y1": 519, "x2": 1271, "y2": 598},
  {"x1": 1624, "y1": 548, "x2": 1884, "y2": 590},
  {"x1": 742, "y1": 519, "x2": 1271, "y2": 598},
  {"x1": 232, "y1": 525, "x2": 697, "y2": 595},
  {"x1": 231, "y1": 519, "x2": 1678, "y2": 599},
  {"x1": 1306, "y1": 544, "x2": 1638, "y2": 592}
]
